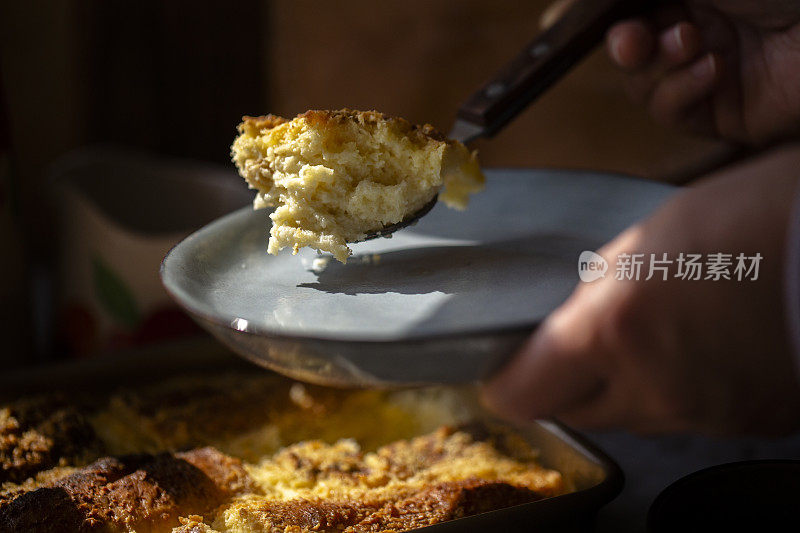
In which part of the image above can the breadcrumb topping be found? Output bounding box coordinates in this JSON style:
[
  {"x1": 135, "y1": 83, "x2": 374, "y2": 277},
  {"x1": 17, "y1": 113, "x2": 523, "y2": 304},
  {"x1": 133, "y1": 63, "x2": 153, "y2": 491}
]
[{"x1": 231, "y1": 109, "x2": 484, "y2": 263}]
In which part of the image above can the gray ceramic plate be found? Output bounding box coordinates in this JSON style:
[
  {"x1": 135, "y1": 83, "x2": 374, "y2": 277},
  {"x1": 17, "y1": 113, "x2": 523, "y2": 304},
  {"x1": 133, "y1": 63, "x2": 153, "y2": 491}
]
[{"x1": 161, "y1": 168, "x2": 674, "y2": 386}]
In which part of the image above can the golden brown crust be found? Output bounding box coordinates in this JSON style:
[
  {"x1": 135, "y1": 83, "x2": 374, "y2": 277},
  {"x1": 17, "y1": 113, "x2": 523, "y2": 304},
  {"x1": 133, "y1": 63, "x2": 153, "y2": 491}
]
[
  {"x1": 373, "y1": 424, "x2": 536, "y2": 480},
  {"x1": 173, "y1": 515, "x2": 218, "y2": 532},
  {"x1": 222, "y1": 479, "x2": 543, "y2": 533},
  {"x1": 240, "y1": 109, "x2": 449, "y2": 144},
  {"x1": 0, "y1": 396, "x2": 102, "y2": 485},
  {"x1": 0, "y1": 447, "x2": 251, "y2": 533},
  {"x1": 347, "y1": 479, "x2": 543, "y2": 532},
  {"x1": 177, "y1": 447, "x2": 253, "y2": 497},
  {"x1": 238, "y1": 114, "x2": 289, "y2": 137},
  {"x1": 236, "y1": 499, "x2": 379, "y2": 532}
]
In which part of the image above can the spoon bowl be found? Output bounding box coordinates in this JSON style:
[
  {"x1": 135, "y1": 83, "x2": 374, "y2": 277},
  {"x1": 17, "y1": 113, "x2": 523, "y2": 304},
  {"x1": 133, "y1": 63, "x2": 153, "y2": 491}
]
[{"x1": 358, "y1": 195, "x2": 439, "y2": 242}]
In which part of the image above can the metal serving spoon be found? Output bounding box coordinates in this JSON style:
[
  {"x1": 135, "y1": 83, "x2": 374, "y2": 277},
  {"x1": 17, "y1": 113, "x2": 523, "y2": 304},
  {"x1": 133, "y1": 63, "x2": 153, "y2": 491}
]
[{"x1": 361, "y1": 0, "x2": 648, "y2": 241}]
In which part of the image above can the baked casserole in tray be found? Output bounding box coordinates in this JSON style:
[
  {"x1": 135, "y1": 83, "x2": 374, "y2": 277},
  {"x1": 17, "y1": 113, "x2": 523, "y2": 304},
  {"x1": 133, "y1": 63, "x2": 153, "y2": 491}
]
[{"x1": 0, "y1": 355, "x2": 620, "y2": 532}]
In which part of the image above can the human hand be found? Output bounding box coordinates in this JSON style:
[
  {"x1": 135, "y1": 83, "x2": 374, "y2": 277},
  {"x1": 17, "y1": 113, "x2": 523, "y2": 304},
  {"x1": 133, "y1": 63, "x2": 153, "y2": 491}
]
[
  {"x1": 545, "y1": 0, "x2": 800, "y2": 144},
  {"x1": 610, "y1": 0, "x2": 800, "y2": 143},
  {"x1": 481, "y1": 145, "x2": 800, "y2": 435}
]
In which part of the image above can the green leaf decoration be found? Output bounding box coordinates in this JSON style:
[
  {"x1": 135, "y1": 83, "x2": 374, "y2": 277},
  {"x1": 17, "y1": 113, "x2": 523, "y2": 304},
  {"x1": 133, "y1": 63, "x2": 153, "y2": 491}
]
[{"x1": 92, "y1": 256, "x2": 141, "y2": 329}]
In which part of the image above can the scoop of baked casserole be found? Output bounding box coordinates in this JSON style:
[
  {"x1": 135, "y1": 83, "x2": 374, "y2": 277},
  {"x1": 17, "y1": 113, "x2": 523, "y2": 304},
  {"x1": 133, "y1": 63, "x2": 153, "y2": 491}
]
[{"x1": 231, "y1": 109, "x2": 485, "y2": 263}]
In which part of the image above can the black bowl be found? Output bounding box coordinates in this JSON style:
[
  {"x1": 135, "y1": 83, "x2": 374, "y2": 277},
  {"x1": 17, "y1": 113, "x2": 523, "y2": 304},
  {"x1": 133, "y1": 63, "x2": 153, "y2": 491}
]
[{"x1": 648, "y1": 460, "x2": 800, "y2": 531}]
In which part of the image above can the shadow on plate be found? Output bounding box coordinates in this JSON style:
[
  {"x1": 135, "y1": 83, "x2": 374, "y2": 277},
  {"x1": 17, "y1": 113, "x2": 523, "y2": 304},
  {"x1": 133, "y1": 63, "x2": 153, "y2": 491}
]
[{"x1": 298, "y1": 233, "x2": 596, "y2": 297}]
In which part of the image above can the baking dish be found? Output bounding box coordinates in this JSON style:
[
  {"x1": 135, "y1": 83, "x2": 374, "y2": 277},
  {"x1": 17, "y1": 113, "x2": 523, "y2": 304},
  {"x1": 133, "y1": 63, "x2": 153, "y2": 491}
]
[{"x1": 0, "y1": 340, "x2": 623, "y2": 532}]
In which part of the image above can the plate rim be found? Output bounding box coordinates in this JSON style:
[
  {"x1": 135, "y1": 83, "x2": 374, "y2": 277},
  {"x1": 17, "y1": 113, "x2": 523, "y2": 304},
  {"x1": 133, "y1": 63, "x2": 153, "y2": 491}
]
[{"x1": 161, "y1": 167, "x2": 675, "y2": 344}]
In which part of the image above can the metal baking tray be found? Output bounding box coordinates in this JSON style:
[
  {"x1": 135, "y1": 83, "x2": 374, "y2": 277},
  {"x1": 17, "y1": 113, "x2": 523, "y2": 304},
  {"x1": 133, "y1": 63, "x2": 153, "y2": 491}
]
[{"x1": 1, "y1": 339, "x2": 623, "y2": 532}]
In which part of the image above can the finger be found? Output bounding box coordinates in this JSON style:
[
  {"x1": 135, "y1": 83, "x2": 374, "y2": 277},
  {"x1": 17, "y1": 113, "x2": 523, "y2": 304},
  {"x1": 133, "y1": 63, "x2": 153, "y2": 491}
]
[
  {"x1": 649, "y1": 53, "x2": 722, "y2": 127},
  {"x1": 606, "y1": 19, "x2": 655, "y2": 70},
  {"x1": 621, "y1": 22, "x2": 704, "y2": 105},
  {"x1": 658, "y1": 22, "x2": 703, "y2": 68},
  {"x1": 540, "y1": 0, "x2": 576, "y2": 30},
  {"x1": 481, "y1": 293, "x2": 607, "y2": 424}
]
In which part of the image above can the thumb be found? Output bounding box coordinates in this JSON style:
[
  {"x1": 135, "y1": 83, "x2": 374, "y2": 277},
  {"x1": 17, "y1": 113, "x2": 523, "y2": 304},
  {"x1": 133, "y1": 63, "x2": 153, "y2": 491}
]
[
  {"x1": 540, "y1": 0, "x2": 578, "y2": 30},
  {"x1": 480, "y1": 286, "x2": 608, "y2": 423}
]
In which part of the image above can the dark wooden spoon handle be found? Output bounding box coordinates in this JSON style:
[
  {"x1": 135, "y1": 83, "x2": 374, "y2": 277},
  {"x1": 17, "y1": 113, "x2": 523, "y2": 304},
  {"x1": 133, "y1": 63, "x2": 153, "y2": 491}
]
[{"x1": 457, "y1": 0, "x2": 653, "y2": 137}]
